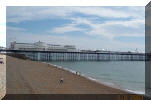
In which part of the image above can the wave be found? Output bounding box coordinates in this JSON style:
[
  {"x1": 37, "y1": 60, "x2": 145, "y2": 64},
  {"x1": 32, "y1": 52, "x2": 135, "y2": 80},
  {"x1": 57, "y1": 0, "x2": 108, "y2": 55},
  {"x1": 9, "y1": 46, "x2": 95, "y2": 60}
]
[{"x1": 126, "y1": 89, "x2": 145, "y2": 94}]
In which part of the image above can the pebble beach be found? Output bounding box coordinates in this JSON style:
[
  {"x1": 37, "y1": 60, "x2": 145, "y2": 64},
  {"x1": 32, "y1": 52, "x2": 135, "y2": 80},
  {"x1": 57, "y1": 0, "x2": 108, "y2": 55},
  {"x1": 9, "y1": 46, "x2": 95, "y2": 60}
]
[
  {"x1": 6, "y1": 55, "x2": 129, "y2": 94},
  {"x1": 0, "y1": 54, "x2": 6, "y2": 99}
]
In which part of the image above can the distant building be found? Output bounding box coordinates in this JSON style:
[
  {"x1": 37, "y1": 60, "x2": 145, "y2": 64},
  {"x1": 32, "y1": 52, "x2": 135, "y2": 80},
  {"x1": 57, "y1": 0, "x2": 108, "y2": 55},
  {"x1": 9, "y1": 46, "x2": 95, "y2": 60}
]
[
  {"x1": 0, "y1": 46, "x2": 6, "y2": 50},
  {"x1": 10, "y1": 41, "x2": 77, "y2": 52},
  {"x1": 64, "y1": 45, "x2": 76, "y2": 52}
]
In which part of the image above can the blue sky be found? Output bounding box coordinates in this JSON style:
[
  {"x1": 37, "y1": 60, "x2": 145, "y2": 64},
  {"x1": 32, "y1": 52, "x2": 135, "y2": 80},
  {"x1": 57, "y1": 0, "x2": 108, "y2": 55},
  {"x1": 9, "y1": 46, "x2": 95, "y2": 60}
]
[{"x1": 6, "y1": 6, "x2": 145, "y2": 52}]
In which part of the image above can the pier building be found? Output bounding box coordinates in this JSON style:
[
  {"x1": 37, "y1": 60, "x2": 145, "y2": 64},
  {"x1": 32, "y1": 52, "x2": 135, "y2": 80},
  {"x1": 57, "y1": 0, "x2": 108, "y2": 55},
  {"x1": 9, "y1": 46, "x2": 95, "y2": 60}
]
[{"x1": 10, "y1": 41, "x2": 76, "y2": 52}]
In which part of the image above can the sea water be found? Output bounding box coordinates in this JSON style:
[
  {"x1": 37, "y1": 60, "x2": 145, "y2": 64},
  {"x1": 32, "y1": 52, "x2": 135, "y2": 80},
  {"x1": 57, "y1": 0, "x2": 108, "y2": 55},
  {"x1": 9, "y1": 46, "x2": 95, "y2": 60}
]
[{"x1": 46, "y1": 61, "x2": 145, "y2": 94}]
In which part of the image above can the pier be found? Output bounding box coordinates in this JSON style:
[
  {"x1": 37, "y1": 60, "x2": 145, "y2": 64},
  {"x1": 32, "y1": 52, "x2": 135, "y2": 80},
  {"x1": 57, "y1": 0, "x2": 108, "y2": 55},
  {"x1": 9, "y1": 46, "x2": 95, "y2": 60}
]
[
  {"x1": 3, "y1": 50, "x2": 145, "y2": 61},
  {"x1": 1, "y1": 41, "x2": 144, "y2": 61}
]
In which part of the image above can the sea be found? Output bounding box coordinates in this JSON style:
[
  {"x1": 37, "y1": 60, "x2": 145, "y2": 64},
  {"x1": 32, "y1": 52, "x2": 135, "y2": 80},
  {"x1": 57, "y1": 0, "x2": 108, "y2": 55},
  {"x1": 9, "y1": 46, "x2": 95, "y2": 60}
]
[{"x1": 46, "y1": 61, "x2": 145, "y2": 94}]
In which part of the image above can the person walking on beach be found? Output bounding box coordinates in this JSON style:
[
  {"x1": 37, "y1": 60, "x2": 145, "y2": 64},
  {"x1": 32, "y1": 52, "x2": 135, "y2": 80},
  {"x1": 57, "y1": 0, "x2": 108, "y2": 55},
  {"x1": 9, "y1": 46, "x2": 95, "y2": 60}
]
[
  {"x1": 0, "y1": 60, "x2": 4, "y2": 64},
  {"x1": 60, "y1": 77, "x2": 64, "y2": 83}
]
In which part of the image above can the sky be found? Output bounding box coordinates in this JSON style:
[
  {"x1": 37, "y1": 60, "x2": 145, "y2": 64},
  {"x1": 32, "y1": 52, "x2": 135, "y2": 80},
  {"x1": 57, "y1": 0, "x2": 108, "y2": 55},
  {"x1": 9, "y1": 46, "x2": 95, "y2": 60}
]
[{"x1": 6, "y1": 6, "x2": 145, "y2": 52}]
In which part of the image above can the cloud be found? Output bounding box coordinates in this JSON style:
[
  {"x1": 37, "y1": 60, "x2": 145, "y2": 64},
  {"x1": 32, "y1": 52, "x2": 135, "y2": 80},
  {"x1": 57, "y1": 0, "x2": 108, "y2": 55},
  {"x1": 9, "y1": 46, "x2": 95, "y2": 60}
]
[
  {"x1": 118, "y1": 33, "x2": 144, "y2": 37},
  {"x1": 7, "y1": 7, "x2": 145, "y2": 38},
  {"x1": 69, "y1": 17, "x2": 144, "y2": 38},
  {"x1": 103, "y1": 19, "x2": 144, "y2": 28},
  {"x1": 7, "y1": 26, "x2": 27, "y2": 32},
  {"x1": 7, "y1": 7, "x2": 144, "y2": 23},
  {"x1": 50, "y1": 24, "x2": 86, "y2": 34},
  {"x1": 6, "y1": 26, "x2": 27, "y2": 47},
  {"x1": 48, "y1": 15, "x2": 144, "y2": 39},
  {"x1": 71, "y1": 7, "x2": 139, "y2": 18}
]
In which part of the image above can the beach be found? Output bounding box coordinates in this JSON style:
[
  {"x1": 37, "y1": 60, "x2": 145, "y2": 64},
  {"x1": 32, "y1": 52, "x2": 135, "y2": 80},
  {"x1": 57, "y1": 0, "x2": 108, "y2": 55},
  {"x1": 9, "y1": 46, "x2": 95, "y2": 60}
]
[
  {"x1": 49, "y1": 61, "x2": 145, "y2": 94},
  {"x1": 5, "y1": 55, "x2": 130, "y2": 94},
  {"x1": 0, "y1": 54, "x2": 6, "y2": 99}
]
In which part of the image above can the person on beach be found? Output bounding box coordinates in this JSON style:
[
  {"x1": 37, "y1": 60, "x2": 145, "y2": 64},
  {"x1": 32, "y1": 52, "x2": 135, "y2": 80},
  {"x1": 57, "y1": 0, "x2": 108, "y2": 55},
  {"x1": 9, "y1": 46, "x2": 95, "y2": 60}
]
[
  {"x1": 0, "y1": 58, "x2": 3, "y2": 64},
  {"x1": 0, "y1": 60, "x2": 4, "y2": 64},
  {"x1": 60, "y1": 77, "x2": 64, "y2": 83},
  {"x1": 76, "y1": 71, "x2": 78, "y2": 75},
  {"x1": 76, "y1": 71, "x2": 81, "y2": 75}
]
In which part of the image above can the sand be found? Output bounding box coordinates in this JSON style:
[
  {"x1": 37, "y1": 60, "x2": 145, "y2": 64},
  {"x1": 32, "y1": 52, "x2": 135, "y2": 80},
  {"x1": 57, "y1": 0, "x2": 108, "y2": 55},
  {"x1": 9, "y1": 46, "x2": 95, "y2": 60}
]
[
  {"x1": 0, "y1": 54, "x2": 6, "y2": 99},
  {"x1": 5, "y1": 55, "x2": 131, "y2": 94}
]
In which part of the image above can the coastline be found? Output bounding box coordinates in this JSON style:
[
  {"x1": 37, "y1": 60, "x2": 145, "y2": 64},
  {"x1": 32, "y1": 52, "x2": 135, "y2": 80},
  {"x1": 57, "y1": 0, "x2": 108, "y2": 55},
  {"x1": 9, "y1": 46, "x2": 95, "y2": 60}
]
[
  {"x1": 7, "y1": 56, "x2": 131, "y2": 94},
  {"x1": 44, "y1": 62, "x2": 138, "y2": 94},
  {"x1": 45, "y1": 61, "x2": 145, "y2": 94}
]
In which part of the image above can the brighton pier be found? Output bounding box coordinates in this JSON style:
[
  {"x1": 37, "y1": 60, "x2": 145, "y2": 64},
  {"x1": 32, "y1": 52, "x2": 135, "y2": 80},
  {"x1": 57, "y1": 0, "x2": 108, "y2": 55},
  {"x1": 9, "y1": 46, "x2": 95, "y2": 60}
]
[
  {"x1": 0, "y1": 41, "x2": 146, "y2": 61},
  {"x1": 2, "y1": 50, "x2": 145, "y2": 61}
]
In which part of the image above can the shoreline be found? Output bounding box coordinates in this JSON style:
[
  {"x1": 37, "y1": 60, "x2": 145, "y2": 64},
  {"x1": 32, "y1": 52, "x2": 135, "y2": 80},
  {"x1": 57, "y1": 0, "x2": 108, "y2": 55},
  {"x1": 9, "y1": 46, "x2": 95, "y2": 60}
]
[
  {"x1": 44, "y1": 62, "x2": 141, "y2": 94},
  {"x1": 7, "y1": 56, "x2": 132, "y2": 94}
]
